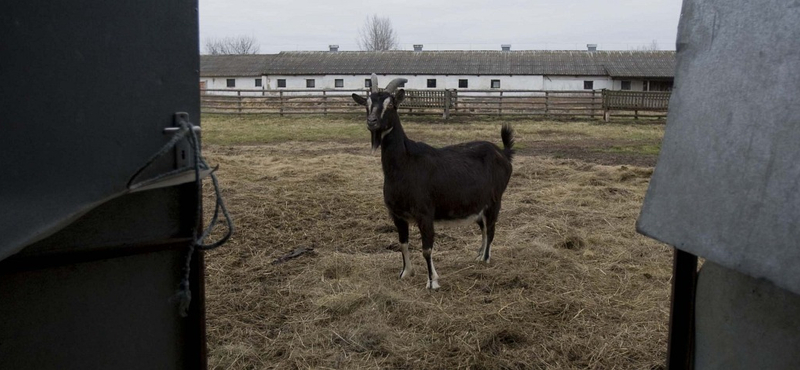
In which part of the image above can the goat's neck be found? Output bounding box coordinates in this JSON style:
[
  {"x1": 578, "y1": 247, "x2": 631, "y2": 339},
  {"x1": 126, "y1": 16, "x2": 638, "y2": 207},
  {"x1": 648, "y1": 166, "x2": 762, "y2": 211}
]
[{"x1": 379, "y1": 114, "x2": 409, "y2": 175}]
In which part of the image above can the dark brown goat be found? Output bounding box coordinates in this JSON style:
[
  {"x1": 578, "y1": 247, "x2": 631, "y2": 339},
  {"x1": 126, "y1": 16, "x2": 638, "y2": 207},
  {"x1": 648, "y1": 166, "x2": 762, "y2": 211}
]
[{"x1": 352, "y1": 74, "x2": 514, "y2": 289}]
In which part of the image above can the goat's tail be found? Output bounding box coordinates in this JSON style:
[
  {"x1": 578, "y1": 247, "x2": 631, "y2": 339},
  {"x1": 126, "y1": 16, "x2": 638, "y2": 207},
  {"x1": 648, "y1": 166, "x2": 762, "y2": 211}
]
[{"x1": 500, "y1": 123, "x2": 515, "y2": 163}]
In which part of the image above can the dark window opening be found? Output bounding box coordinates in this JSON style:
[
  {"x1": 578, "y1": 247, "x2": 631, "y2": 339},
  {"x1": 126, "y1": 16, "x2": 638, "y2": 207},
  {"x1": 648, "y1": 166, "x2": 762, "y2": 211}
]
[
  {"x1": 583, "y1": 81, "x2": 594, "y2": 90},
  {"x1": 365, "y1": 79, "x2": 372, "y2": 88},
  {"x1": 335, "y1": 79, "x2": 344, "y2": 88},
  {"x1": 648, "y1": 80, "x2": 673, "y2": 91},
  {"x1": 226, "y1": 79, "x2": 235, "y2": 88},
  {"x1": 255, "y1": 79, "x2": 262, "y2": 87},
  {"x1": 306, "y1": 79, "x2": 315, "y2": 88},
  {"x1": 427, "y1": 79, "x2": 436, "y2": 88},
  {"x1": 277, "y1": 79, "x2": 286, "y2": 88},
  {"x1": 458, "y1": 79, "x2": 468, "y2": 88},
  {"x1": 491, "y1": 79, "x2": 501, "y2": 89},
  {"x1": 621, "y1": 80, "x2": 631, "y2": 90}
]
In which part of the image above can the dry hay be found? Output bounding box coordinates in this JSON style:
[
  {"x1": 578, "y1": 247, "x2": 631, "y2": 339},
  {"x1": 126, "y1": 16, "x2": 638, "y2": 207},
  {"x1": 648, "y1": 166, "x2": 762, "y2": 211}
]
[{"x1": 200, "y1": 123, "x2": 671, "y2": 369}]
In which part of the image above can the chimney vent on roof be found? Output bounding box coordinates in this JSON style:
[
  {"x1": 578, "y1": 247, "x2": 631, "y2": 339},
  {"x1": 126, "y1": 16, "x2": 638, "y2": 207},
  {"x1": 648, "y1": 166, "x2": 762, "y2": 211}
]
[
  {"x1": 587, "y1": 44, "x2": 597, "y2": 52},
  {"x1": 413, "y1": 44, "x2": 423, "y2": 52},
  {"x1": 329, "y1": 45, "x2": 339, "y2": 52},
  {"x1": 501, "y1": 44, "x2": 511, "y2": 51}
]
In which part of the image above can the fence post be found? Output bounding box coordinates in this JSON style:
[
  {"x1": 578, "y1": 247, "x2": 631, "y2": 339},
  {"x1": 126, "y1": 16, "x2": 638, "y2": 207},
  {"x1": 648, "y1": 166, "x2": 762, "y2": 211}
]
[
  {"x1": 279, "y1": 91, "x2": 284, "y2": 117},
  {"x1": 443, "y1": 90, "x2": 451, "y2": 120},
  {"x1": 237, "y1": 90, "x2": 242, "y2": 114},
  {"x1": 545, "y1": 91, "x2": 550, "y2": 117},
  {"x1": 591, "y1": 90, "x2": 597, "y2": 119},
  {"x1": 323, "y1": 90, "x2": 327, "y2": 116},
  {"x1": 499, "y1": 91, "x2": 503, "y2": 116}
]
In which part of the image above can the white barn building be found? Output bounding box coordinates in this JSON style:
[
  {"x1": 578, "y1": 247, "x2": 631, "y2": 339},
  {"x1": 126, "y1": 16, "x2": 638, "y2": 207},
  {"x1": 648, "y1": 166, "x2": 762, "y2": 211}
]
[{"x1": 200, "y1": 47, "x2": 674, "y2": 94}]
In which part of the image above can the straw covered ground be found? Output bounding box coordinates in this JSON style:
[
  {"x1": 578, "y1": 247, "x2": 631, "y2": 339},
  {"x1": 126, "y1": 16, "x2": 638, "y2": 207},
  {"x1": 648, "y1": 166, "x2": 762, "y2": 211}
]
[{"x1": 200, "y1": 114, "x2": 671, "y2": 370}]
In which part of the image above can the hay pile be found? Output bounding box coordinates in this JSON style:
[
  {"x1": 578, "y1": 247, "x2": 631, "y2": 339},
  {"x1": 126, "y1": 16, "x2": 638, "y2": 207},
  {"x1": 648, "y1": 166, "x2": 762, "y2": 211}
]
[{"x1": 201, "y1": 118, "x2": 671, "y2": 369}]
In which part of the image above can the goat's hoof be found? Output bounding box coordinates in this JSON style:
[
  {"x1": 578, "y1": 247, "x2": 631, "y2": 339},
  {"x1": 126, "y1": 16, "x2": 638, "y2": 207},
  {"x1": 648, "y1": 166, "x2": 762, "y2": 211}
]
[
  {"x1": 399, "y1": 269, "x2": 413, "y2": 279},
  {"x1": 426, "y1": 280, "x2": 441, "y2": 290}
]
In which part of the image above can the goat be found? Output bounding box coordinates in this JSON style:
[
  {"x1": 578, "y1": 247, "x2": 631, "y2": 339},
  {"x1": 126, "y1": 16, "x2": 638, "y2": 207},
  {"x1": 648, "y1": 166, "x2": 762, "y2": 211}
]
[{"x1": 352, "y1": 74, "x2": 514, "y2": 289}]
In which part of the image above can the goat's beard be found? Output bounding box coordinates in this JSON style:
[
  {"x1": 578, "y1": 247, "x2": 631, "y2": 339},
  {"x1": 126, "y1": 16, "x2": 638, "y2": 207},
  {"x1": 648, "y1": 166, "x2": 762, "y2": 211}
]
[{"x1": 370, "y1": 129, "x2": 381, "y2": 153}]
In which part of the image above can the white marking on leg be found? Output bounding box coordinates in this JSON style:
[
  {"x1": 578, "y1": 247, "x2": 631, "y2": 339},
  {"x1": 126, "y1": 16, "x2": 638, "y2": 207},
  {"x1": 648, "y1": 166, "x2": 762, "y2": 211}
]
[
  {"x1": 399, "y1": 243, "x2": 412, "y2": 279},
  {"x1": 476, "y1": 213, "x2": 487, "y2": 261},
  {"x1": 427, "y1": 257, "x2": 440, "y2": 289}
]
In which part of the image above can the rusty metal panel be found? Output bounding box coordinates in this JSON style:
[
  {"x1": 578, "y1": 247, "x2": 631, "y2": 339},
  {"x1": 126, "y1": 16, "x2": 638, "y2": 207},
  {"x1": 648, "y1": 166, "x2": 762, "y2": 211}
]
[{"x1": 637, "y1": 0, "x2": 800, "y2": 294}]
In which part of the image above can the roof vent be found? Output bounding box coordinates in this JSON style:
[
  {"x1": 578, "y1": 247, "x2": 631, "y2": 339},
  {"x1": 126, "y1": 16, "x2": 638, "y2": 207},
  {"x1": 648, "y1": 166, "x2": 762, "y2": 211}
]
[
  {"x1": 329, "y1": 45, "x2": 339, "y2": 52},
  {"x1": 501, "y1": 44, "x2": 511, "y2": 51},
  {"x1": 587, "y1": 44, "x2": 597, "y2": 52},
  {"x1": 413, "y1": 44, "x2": 423, "y2": 52}
]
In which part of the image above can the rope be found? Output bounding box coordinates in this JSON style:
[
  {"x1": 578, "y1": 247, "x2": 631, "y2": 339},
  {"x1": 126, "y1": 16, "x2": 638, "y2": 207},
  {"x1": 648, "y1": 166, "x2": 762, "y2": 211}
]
[{"x1": 129, "y1": 119, "x2": 234, "y2": 317}]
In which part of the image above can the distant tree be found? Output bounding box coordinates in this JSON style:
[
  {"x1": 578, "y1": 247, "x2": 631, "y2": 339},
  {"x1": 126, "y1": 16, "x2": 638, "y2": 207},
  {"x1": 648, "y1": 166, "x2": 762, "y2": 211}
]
[
  {"x1": 632, "y1": 40, "x2": 660, "y2": 51},
  {"x1": 205, "y1": 35, "x2": 260, "y2": 55},
  {"x1": 357, "y1": 14, "x2": 399, "y2": 51}
]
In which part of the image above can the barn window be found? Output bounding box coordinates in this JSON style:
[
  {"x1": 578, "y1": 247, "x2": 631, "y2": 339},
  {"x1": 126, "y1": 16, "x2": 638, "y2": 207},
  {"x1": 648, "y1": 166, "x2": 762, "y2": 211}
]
[
  {"x1": 277, "y1": 79, "x2": 286, "y2": 88},
  {"x1": 491, "y1": 79, "x2": 501, "y2": 88},
  {"x1": 621, "y1": 80, "x2": 631, "y2": 90},
  {"x1": 306, "y1": 79, "x2": 315, "y2": 88},
  {"x1": 427, "y1": 79, "x2": 437, "y2": 88},
  {"x1": 255, "y1": 79, "x2": 262, "y2": 87},
  {"x1": 226, "y1": 79, "x2": 235, "y2": 88},
  {"x1": 583, "y1": 81, "x2": 594, "y2": 90},
  {"x1": 458, "y1": 79, "x2": 468, "y2": 88},
  {"x1": 335, "y1": 79, "x2": 344, "y2": 88},
  {"x1": 365, "y1": 79, "x2": 372, "y2": 88}
]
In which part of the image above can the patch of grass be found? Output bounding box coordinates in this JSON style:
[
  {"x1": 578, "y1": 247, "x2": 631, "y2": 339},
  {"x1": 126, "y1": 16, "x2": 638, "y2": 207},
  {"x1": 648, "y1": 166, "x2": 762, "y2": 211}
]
[
  {"x1": 201, "y1": 113, "x2": 665, "y2": 150},
  {"x1": 599, "y1": 144, "x2": 662, "y2": 155}
]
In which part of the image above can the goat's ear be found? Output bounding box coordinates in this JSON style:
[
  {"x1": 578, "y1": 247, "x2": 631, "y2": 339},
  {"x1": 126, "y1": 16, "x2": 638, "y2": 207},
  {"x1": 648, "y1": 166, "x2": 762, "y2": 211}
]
[
  {"x1": 394, "y1": 89, "x2": 405, "y2": 106},
  {"x1": 352, "y1": 93, "x2": 367, "y2": 106}
]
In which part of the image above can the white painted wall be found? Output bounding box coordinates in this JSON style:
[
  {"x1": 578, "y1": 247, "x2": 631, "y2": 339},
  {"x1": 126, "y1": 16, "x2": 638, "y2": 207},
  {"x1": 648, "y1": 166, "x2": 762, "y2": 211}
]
[
  {"x1": 200, "y1": 76, "x2": 266, "y2": 95},
  {"x1": 200, "y1": 74, "x2": 655, "y2": 94},
  {"x1": 542, "y1": 76, "x2": 613, "y2": 90},
  {"x1": 263, "y1": 74, "x2": 544, "y2": 90}
]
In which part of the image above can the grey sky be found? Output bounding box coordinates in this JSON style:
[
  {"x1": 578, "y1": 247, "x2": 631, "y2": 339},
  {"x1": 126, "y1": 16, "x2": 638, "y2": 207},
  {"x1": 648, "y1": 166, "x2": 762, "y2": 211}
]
[{"x1": 199, "y1": 0, "x2": 682, "y2": 53}]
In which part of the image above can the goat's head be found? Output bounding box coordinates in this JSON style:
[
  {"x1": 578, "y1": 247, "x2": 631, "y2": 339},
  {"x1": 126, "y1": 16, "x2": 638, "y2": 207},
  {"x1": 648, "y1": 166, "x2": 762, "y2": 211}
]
[{"x1": 352, "y1": 74, "x2": 407, "y2": 150}]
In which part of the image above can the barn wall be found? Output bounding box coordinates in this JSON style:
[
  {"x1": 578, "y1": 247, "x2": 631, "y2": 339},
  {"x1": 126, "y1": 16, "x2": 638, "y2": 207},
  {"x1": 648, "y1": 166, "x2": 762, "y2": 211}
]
[
  {"x1": 262, "y1": 74, "x2": 546, "y2": 91},
  {"x1": 201, "y1": 74, "x2": 655, "y2": 93},
  {"x1": 611, "y1": 79, "x2": 647, "y2": 91},
  {"x1": 542, "y1": 76, "x2": 613, "y2": 90},
  {"x1": 201, "y1": 76, "x2": 266, "y2": 94}
]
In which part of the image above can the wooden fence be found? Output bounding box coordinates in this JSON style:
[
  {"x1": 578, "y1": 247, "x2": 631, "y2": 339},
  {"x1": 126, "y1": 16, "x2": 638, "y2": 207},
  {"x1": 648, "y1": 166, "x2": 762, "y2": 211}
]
[
  {"x1": 602, "y1": 90, "x2": 671, "y2": 121},
  {"x1": 201, "y1": 88, "x2": 670, "y2": 120}
]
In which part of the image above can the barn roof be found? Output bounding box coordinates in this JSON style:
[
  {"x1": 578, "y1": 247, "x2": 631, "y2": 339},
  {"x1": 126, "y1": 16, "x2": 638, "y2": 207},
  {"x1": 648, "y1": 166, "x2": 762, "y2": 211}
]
[
  {"x1": 200, "y1": 54, "x2": 274, "y2": 77},
  {"x1": 200, "y1": 50, "x2": 675, "y2": 78}
]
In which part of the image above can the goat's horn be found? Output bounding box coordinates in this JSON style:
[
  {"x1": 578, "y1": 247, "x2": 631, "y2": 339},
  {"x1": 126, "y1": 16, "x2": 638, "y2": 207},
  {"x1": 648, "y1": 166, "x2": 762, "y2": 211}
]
[
  {"x1": 370, "y1": 73, "x2": 379, "y2": 94},
  {"x1": 384, "y1": 78, "x2": 408, "y2": 94}
]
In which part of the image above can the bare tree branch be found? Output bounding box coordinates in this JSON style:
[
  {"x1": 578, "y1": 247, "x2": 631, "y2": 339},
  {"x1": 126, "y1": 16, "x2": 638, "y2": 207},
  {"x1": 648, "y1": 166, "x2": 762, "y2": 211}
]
[
  {"x1": 204, "y1": 35, "x2": 260, "y2": 55},
  {"x1": 357, "y1": 15, "x2": 399, "y2": 51},
  {"x1": 632, "y1": 40, "x2": 659, "y2": 51}
]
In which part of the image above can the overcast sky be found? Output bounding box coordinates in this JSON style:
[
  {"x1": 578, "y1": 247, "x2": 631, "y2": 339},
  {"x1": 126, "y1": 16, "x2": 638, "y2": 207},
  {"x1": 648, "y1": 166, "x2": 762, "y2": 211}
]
[{"x1": 199, "y1": 0, "x2": 682, "y2": 53}]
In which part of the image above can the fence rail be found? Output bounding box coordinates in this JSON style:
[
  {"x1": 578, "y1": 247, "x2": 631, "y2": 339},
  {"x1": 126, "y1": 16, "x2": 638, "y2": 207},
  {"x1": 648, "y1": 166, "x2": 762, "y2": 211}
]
[{"x1": 201, "y1": 88, "x2": 670, "y2": 120}]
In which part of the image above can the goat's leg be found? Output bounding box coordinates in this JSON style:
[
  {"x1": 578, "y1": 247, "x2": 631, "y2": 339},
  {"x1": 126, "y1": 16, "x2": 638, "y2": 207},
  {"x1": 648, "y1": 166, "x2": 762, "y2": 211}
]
[
  {"x1": 393, "y1": 216, "x2": 413, "y2": 279},
  {"x1": 476, "y1": 216, "x2": 487, "y2": 261},
  {"x1": 479, "y1": 205, "x2": 501, "y2": 263},
  {"x1": 418, "y1": 218, "x2": 440, "y2": 289}
]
